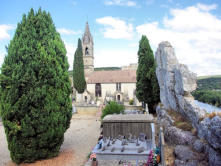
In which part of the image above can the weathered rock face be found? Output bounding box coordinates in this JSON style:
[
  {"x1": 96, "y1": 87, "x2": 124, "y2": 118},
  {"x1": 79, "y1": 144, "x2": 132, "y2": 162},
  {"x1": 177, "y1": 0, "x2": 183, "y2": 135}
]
[
  {"x1": 155, "y1": 41, "x2": 221, "y2": 165},
  {"x1": 155, "y1": 41, "x2": 196, "y2": 111}
]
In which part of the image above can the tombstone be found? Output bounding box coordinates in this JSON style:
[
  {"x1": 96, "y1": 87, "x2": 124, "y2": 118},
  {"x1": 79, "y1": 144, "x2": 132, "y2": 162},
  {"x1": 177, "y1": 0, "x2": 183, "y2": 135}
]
[
  {"x1": 145, "y1": 104, "x2": 149, "y2": 114},
  {"x1": 136, "y1": 139, "x2": 140, "y2": 146},
  {"x1": 137, "y1": 147, "x2": 144, "y2": 153},
  {"x1": 121, "y1": 146, "x2": 125, "y2": 152},
  {"x1": 102, "y1": 146, "x2": 106, "y2": 151}
]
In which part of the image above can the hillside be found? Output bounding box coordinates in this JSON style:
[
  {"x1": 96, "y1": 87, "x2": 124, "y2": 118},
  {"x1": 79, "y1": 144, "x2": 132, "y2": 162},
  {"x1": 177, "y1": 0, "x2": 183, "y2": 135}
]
[
  {"x1": 196, "y1": 75, "x2": 221, "y2": 90},
  {"x1": 192, "y1": 75, "x2": 221, "y2": 107}
]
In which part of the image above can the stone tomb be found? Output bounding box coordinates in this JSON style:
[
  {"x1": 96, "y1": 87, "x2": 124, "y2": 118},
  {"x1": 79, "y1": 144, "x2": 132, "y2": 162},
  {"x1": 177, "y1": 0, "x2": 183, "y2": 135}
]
[{"x1": 93, "y1": 114, "x2": 155, "y2": 160}]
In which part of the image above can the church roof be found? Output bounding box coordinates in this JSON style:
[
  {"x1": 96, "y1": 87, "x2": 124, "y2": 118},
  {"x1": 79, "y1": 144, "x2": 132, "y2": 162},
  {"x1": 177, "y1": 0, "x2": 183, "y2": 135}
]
[{"x1": 86, "y1": 70, "x2": 137, "y2": 84}]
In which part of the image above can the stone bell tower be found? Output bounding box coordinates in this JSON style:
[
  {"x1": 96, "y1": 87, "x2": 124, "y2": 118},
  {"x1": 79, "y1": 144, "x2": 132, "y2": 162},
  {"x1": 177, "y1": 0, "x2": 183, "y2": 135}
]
[{"x1": 82, "y1": 22, "x2": 94, "y2": 75}]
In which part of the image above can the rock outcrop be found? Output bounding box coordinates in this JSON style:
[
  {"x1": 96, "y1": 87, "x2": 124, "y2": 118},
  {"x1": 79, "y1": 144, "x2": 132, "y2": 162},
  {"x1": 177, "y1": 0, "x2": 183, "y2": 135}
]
[
  {"x1": 155, "y1": 41, "x2": 206, "y2": 128},
  {"x1": 155, "y1": 41, "x2": 221, "y2": 166}
]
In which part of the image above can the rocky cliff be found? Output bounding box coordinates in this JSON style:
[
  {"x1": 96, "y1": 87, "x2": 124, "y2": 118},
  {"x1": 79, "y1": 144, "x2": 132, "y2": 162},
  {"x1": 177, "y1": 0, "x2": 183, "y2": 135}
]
[{"x1": 155, "y1": 41, "x2": 221, "y2": 166}]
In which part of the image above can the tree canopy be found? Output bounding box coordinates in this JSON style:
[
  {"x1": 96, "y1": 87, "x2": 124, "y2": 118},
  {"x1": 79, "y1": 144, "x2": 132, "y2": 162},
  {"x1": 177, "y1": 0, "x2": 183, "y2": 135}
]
[
  {"x1": 136, "y1": 35, "x2": 160, "y2": 112},
  {"x1": 73, "y1": 39, "x2": 86, "y2": 93},
  {"x1": 0, "y1": 8, "x2": 72, "y2": 164}
]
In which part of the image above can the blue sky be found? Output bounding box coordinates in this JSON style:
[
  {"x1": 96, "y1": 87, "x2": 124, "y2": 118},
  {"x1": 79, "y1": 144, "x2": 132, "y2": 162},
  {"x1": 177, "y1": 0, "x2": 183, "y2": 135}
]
[{"x1": 0, "y1": 0, "x2": 221, "y2": 76}]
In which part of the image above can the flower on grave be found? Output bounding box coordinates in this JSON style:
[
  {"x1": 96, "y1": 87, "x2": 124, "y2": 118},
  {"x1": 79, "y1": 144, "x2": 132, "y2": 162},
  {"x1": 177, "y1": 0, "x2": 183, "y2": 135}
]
[{"x1": 90, "y1": 153, "x2": 96, "y2": 161}]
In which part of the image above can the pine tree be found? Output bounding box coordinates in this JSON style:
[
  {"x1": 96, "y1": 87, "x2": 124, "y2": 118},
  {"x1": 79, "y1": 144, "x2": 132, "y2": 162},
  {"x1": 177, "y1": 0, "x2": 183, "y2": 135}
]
[
  {"x1": 73, "y1": 39, "x2": 86, "y2": 93},
  {"x1": 136, "y1": 35, "x2": 160, "y2": 113},
  {"x1": 0, "y1": 8, "x2": 72, "y2": 164}
]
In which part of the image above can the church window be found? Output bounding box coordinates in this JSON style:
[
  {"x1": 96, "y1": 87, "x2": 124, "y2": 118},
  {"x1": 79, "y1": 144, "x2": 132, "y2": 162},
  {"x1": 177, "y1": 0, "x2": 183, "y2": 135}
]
[
  {"x1": 117, "y1": 95, "x2": 121, "y2": 101},
  {"x1": 85, "y1": 96, "x2": 87, "y2": 102},
  {"x1": 95, "y1": 83, "x2": 102, "y2": 97},
  {"x1": 85, "y1": 47, "x2": 89, "y2": 55},
  {"x1": 116, "y1": 83, "x2": 121, "y2": 91}
]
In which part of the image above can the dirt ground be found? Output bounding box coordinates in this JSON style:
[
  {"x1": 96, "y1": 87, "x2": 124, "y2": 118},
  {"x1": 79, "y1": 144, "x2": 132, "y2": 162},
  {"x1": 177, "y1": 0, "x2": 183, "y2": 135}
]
[{"x1": 0, "y1": 113, "x2": 101, "y2": 166}]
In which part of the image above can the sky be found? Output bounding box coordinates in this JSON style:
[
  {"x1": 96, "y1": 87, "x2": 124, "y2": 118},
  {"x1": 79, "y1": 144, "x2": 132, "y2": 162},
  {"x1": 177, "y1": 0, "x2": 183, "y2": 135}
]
[{"x1": 0, "y1": 0, "x2": 221, "y2": 76}]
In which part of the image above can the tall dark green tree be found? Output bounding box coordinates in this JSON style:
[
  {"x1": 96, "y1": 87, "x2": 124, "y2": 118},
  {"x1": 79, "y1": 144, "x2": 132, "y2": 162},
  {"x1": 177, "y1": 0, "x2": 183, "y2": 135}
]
[
  {"x1": 136, "y1": 35, "x2": 160, "y2": 113},
  {"x1": 0, "y1": 8, "x2": 72, "y2": 164},
  {"x1": 73, "y1": 39, "x2": 86, "y2": 93}
]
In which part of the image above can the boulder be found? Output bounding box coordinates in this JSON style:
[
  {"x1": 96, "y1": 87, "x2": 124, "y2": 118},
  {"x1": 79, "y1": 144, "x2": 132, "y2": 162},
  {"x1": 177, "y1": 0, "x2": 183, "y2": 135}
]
[
  {"x1": 174, "y1": 145, "x2": 194, "y2": 162},
  {"x1": 193, "y1": 139, "x2": 204, "y2": 153},
  {"x1": 208, "y1": 147, "x2": 221, "y2": 166},
  {"x1": 175, "y1": 160, "x2": 199, "y2": 166},
  {"x1": 164, "y1": 126, "x2": 196, "y2": 145}
]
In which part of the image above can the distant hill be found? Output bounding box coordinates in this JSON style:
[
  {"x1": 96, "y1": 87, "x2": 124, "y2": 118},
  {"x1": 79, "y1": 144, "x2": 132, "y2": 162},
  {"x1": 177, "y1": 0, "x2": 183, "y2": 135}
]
[
  {"x1": 196, "y1": 75, "x2": 221, "y2": 90},
  {"x1": 68, "y1": 67, "x2": 121, "y2": 76},
  {"x1": 94, "y1": 67, "x2": 121, "y2": 71},
  {"x1": 193, "y1": 75, "x2": 221, "y2": 107}
]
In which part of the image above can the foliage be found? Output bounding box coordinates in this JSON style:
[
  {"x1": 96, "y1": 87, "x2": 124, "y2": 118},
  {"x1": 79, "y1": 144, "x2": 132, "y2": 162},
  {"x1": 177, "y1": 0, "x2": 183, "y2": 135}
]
[
  {"x1": 94, "y1": 67, "x2": 121, "y2": 71},
  {"x1": 192, "y1": 76, "x2": 221, "y2": 107},
  {"x1": 167, "y1": 110, "x2": 193, "y2": 131},
  {"x1": 196, "y1": 77, "x2": 221, "y2": 91},
  {"x1": 136, "y1": 35, "x2": 160, "y2": 113},
  {"x1": 101, "y1": 101, "x2": 124, "y2": 119},
  {"x1": 192, "y1": 90, "x2": 221, "y2": 107},
  {"x1": 73, "y1": 39, "x2": 86, "y2": 93},
  {"x1": 129, "y1": 99, "x2": 134, "y2": 105},
  {"x1": 0, "y1": 8, "x2": 72, "y2": 164}
]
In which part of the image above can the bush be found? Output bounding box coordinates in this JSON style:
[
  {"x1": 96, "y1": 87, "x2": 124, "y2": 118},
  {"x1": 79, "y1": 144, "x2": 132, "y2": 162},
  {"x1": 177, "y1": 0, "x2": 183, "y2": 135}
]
[
  {"x1": 0, "y1": 8, "x2": 72, "y2": 164},
  {"x1": 101, "y1": 101, "x2": 124, "y2": 119},
  {"x1": 129, "y1": 99, "x2": 134, "y2": 105}
]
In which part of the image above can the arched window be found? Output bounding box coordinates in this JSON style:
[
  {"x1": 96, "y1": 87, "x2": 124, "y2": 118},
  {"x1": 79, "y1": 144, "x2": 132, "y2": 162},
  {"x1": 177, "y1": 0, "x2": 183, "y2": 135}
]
[{"x1": 85, "y1": 47, "x2": 89, "y2": 55}]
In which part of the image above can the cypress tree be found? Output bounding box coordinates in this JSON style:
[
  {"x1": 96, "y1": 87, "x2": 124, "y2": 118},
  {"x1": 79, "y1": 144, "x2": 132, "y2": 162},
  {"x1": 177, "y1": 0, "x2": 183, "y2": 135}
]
[
  {"x1": 73, "y1": 39, "x2": 86, "y2": 93},
  {"x1": 0, "y1": 8, "x2": 72, "y2": 164},
  {"x1": 136, "y1": 35, "x2": 160, "y2": 113}
]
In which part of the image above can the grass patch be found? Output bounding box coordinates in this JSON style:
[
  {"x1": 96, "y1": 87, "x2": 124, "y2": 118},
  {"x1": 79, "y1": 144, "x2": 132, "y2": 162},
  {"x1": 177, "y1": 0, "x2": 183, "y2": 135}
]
[{"x1": 167, "y1": 110, "x2": 193, "y2": 131}]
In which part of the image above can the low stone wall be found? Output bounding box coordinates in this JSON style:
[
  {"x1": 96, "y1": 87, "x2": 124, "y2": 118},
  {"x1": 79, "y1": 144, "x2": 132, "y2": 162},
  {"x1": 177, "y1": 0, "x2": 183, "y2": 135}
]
[
  {"x1": 75, "y1": 106, "x2": 99, "y2": 115},
  {"x1": 124, "y1": 105, "x2": 143, "y2": 111}
]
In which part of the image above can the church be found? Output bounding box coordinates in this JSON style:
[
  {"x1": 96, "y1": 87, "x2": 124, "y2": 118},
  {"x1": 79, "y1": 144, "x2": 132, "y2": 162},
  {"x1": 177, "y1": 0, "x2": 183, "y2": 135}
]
[{"x1": 74, "y1": 22, "x2": 140, "y2": 106}]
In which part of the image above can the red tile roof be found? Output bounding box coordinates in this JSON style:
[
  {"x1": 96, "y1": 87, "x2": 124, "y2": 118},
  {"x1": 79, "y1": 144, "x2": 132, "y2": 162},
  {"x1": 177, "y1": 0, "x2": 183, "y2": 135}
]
[{"x1": 86, "y1": 70, "x2": 137, "y2": 84}]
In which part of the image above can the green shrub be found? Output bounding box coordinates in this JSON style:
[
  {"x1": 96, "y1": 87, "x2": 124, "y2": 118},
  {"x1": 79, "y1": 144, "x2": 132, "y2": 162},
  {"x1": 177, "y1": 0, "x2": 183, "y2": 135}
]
[
  {"x1": 0, "y1": 8, "x2": 72, "y2": 164},
  {"x1": 129, "y1": 99, "x2": 134, "y2": 105},
  {"x1": 101, "y1": 101, "x2": 124, "y2": 119}
]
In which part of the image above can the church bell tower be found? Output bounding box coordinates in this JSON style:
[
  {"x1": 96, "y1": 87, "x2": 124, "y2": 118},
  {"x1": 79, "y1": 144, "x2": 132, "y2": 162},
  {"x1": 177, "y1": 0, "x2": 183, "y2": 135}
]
[{"x1": 82, "y1": 22, "x2": 94, "y2": 75}]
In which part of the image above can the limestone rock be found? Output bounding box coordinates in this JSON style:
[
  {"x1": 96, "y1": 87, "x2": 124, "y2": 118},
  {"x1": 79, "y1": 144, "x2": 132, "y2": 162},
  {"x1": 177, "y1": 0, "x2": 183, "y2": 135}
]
[
  {"x1": 174, "y1": 145, "x2": 194, "y2": 162},
  {"x1": 193, "y1": 139, "x2": 204, "y2": 153},
  {"x1": 164, "y1": 126, "x2": 196, "y2": 145},
  {"x1": 155, "y1": 41, "x2": 221, "y2": 153},
  {"x1": 208, "y1": 146, "x2": 221, "y2": 166},
  {"x1": 155, "y1": 41, "x2": 197, "y2": 112},
  {"x1": 175, "y1": 160, "x2": 199, "y2": 166}
]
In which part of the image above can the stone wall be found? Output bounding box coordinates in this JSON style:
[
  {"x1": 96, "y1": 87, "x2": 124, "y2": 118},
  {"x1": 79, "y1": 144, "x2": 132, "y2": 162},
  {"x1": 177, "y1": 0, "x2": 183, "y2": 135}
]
[
  {"x1": 75, "y1": 106, "x2": 99, "y2": 115},
  {"x1": 155, "y1": 41, "x2": 221, "y2": 166}
]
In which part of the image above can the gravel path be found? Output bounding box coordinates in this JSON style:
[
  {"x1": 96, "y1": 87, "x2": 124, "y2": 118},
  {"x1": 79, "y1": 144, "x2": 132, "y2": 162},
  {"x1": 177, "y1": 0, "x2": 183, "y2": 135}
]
[{"x1": 0, "y1": 114, "x2": 101, "y2": 166}]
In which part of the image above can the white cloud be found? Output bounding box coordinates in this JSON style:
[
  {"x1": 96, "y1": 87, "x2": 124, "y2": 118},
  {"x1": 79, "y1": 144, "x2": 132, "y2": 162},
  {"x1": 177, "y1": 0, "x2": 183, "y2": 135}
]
[
  {"x1": 95, "y1": 48, "x2": 137, "y2": 67},
  {"x1": 0, "y1": 25, "x2": 14, "y2": 41},
  {"x1": 64, "y1": 41, "x2": 76, "y2": 70},
  {"x1": 96, "y1": 16, "x2": 134, "y2": 39},
  {"x1": 197, "y1": 3, "x2": 217, "y2": 11},
  {"x1": 57, "y1": 28, "x2": 81, "y2": 35},
  {"x1": 136, "y1": 3, "x2": 221, "y2": 76},
  {"x1": 104, "y1": 0, "x2": 136, "y2": 7}
]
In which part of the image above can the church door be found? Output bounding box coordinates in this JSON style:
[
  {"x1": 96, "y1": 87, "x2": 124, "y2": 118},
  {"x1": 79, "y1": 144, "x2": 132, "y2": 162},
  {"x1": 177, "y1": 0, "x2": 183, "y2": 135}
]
[{"x1": 95, "y1": 83, "x2": 102, "y2": 97}]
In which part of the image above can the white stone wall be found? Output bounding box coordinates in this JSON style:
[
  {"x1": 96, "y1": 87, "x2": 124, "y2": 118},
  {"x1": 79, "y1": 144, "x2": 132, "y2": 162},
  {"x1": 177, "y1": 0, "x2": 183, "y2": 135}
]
[
  {"x1": 121, "y1": 83, "x2": 136, "y2": 100},
  {"x1": 87, "y1": 83, "x2": 136, "y2": 100}
]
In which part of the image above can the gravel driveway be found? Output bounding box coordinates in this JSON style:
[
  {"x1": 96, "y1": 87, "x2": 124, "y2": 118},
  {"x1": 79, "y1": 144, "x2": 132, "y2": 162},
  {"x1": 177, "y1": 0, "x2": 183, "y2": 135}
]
[{"x1": 0, "y1": 114, "x2": 101, "y2": 166}]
